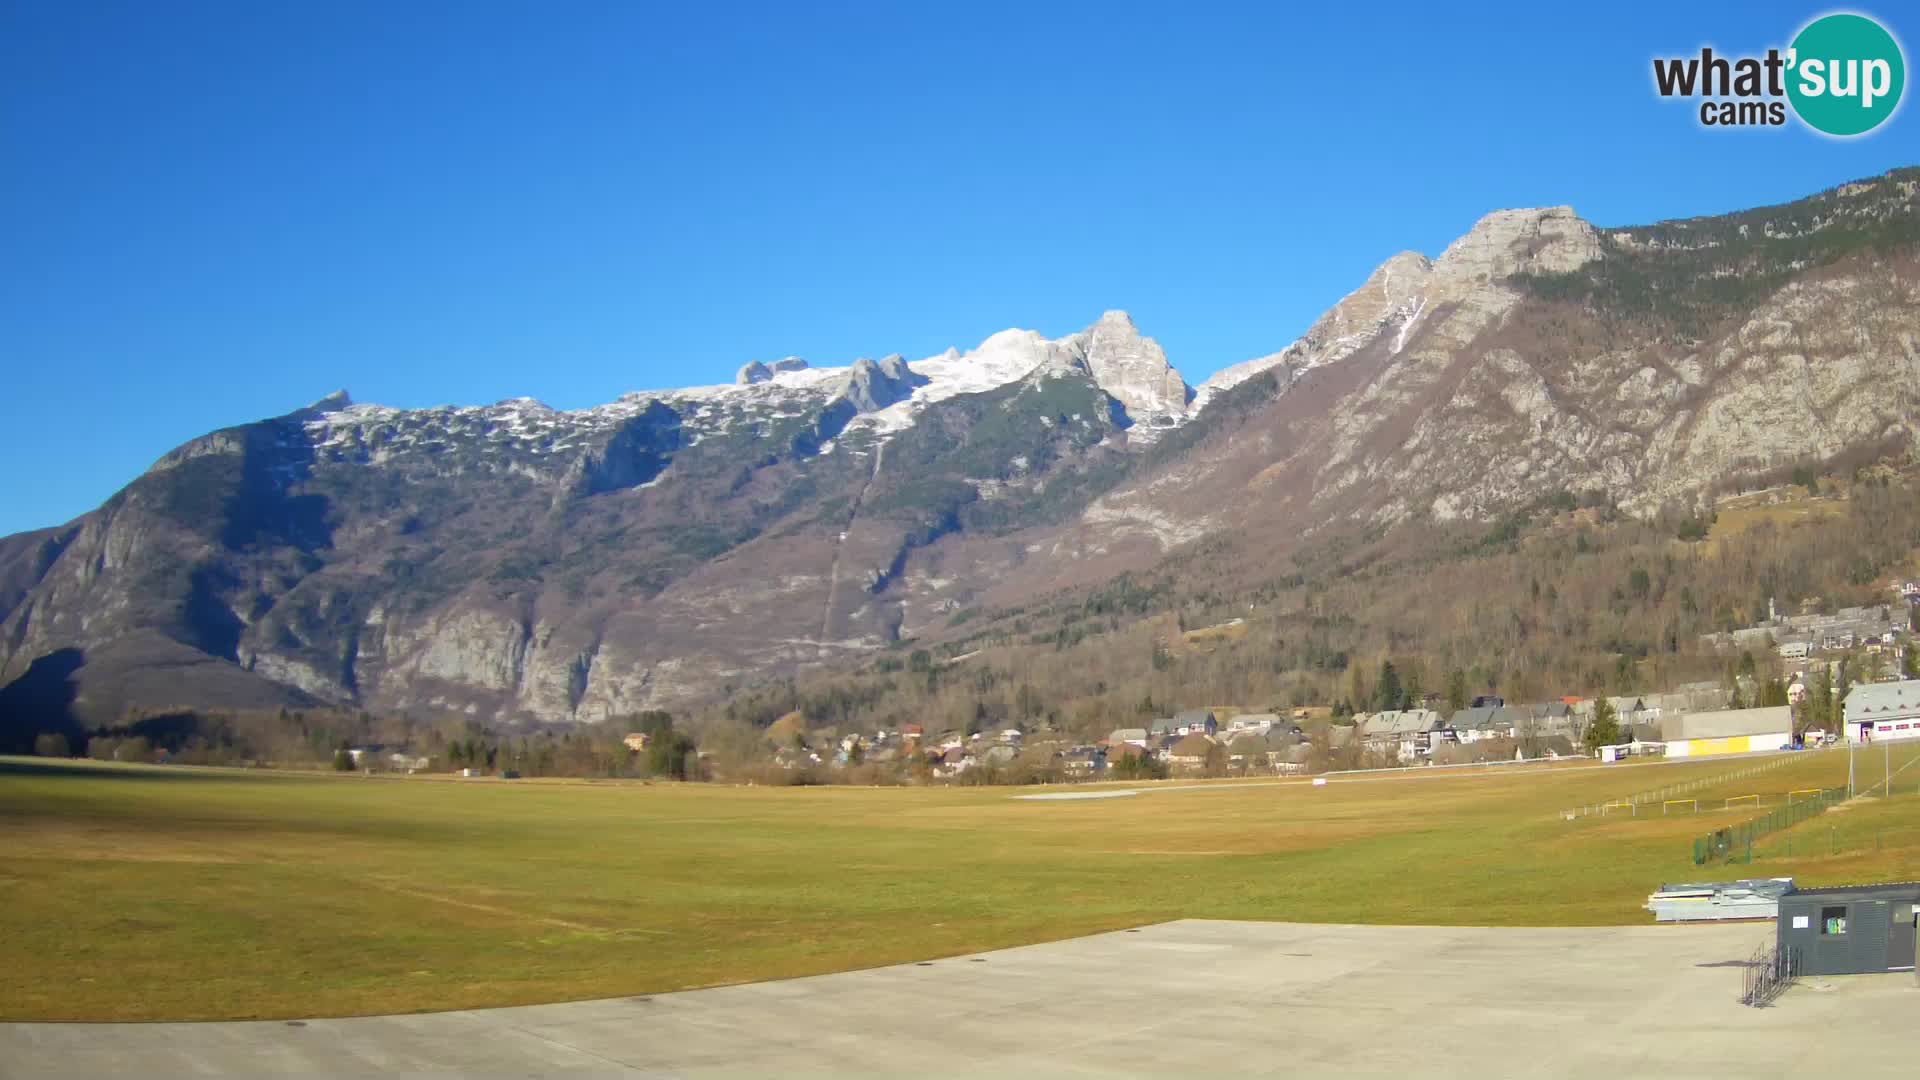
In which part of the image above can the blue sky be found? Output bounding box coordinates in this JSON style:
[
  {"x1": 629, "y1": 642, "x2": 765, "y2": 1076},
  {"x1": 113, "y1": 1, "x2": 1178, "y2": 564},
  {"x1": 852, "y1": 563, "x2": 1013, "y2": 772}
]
[{"x1": 1, "y1": 1, "x2": 1914, "y2": 536}]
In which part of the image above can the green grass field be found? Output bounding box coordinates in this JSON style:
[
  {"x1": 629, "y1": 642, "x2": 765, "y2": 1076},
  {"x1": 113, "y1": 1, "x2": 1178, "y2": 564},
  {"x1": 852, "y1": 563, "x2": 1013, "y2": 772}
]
[{"x1": 3, "y1": 747, "x2": 1918, "y2": 1022}]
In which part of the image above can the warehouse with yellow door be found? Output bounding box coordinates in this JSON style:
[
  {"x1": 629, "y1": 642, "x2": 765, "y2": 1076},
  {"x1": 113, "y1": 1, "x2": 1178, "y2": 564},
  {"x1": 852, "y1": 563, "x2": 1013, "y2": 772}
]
[{"x1": 1662, "y1": 705, "x2": 1793, "y2": 758}]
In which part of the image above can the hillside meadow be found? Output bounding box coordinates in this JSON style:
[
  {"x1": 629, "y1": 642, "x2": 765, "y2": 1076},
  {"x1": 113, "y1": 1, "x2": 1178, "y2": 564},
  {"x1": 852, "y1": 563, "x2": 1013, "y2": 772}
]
[{"x1": 2, "y1": 747, "x2": 1917, "y2": 1021}]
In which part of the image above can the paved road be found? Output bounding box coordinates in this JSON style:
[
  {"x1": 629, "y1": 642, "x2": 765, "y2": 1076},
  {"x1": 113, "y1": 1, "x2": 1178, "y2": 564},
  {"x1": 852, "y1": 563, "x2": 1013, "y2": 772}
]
[{"x1": 4, "y1": 920, "x2": 1913, "y2": 1077}]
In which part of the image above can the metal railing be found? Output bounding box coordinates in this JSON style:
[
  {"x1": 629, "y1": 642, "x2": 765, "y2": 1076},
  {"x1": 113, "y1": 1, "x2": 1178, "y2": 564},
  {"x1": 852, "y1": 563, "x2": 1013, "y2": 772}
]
[{"x1": 1740, "y1": 941, "x2": 1797, "y2": 1007}]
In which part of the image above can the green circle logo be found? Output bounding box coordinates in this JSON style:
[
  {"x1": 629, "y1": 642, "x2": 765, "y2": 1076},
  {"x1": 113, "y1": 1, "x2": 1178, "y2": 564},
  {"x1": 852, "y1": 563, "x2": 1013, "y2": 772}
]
[{"x1": 1787, "y1": 13, "x2": 1906, "y2": 136}]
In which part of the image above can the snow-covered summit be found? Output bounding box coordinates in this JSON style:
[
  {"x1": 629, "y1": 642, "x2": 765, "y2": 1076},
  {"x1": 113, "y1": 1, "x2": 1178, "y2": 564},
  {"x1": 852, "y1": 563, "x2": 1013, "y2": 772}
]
[{"x1": 293, "y1": 311, "x2": 1212, "y2": 466}]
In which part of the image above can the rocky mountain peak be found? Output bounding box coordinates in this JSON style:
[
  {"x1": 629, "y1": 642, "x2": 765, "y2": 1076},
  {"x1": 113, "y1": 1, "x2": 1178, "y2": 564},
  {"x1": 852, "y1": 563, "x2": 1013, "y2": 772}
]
[
  {"x1": 1072, "y1": 310, "x2": 1189, "y2": 425},
  {"x1": 1433, "y1": 206, "x2": 1601, "y2": 285},
  {"x1": 284, "y1": 390, "x2": 354, "y2": 422},
  {"x1": 736, "y1": 357, "x2": 811, "y2": 385},
  {"x1": 1196, "y1": 209, "x2": 1601, "y2": 404},
  {"x1": 838, "y1": 355, "x2": 925, "y2": 412}
]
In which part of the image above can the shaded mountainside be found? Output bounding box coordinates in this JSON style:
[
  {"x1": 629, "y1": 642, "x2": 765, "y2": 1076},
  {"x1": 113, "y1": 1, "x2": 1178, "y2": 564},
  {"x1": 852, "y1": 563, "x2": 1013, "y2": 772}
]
[{"x1": 3, "y1": 167, "x2": 1918, "y2": 728}]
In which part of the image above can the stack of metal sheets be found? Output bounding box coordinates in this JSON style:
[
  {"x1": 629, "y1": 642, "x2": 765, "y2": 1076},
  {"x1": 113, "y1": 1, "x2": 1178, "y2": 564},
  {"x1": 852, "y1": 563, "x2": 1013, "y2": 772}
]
[{"x1": 1646, "y1": 878, "x2": 1797, "y2": 922}]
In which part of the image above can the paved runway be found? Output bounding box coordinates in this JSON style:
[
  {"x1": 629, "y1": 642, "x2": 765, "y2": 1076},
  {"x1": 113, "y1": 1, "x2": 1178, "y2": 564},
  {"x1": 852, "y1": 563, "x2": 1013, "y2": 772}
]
[{"x1": 4, "y1": 920, "x2": 1914, "y2": 1077}]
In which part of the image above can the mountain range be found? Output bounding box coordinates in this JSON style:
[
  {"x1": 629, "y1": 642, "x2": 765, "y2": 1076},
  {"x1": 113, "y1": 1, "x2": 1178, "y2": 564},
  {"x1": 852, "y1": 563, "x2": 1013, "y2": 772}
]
[{"x1": 3, "y1": 166, "x2": 1917, "y2": 729}]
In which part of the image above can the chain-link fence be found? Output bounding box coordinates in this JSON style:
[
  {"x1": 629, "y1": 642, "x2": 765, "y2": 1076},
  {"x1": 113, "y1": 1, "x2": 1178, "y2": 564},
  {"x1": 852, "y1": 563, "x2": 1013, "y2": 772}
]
[{"x1": 1691, "y1": 785, "x2": 1847, "y2": 865}]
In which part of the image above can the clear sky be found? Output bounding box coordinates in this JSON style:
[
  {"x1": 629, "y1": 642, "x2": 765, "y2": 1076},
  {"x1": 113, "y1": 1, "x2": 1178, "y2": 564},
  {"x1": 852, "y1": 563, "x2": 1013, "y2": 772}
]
[{"x1": 1, "y1": 1, "x2": 1914, "y2": 536}]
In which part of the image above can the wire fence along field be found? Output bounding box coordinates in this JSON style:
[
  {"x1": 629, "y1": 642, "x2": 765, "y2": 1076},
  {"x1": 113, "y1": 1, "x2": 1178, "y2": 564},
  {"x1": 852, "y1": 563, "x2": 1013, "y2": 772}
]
[
  {"x1": 1562, "y1": 752, "x2": 1809, "y2": 820},
  {"x1": 1691, "y1": 786, "x2": 1847, "y2": 865}
]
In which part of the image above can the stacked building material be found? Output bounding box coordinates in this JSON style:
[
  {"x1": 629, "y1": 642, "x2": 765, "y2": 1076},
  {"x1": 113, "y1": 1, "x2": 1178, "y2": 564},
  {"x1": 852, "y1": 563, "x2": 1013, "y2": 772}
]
[{"x1": 1646, "y1": 878, "x2": 1797, "y2": 922}]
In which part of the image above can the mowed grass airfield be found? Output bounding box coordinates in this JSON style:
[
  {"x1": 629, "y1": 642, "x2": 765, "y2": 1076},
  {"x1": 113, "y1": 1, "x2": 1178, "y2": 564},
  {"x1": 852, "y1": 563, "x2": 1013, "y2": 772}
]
[{"x1": 3, "y1": 746, "x2": 1919, "y2": 1021}]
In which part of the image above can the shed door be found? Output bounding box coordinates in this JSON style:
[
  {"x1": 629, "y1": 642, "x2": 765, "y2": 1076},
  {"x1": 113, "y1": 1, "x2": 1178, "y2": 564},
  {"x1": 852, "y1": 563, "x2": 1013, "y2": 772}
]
[
  {"x1": 1892, "y1": 902, "x2": 1918, "y2": 973},
  {"x1": 1857, "y1": 901, "x2": 1892, "y2": 974}
]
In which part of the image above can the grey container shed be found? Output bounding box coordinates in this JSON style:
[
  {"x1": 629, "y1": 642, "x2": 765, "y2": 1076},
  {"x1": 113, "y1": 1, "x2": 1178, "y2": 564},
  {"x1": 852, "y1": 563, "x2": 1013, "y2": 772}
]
[{"x1": 1776, "y1": 883, "x2": 1920, "y2": 976}]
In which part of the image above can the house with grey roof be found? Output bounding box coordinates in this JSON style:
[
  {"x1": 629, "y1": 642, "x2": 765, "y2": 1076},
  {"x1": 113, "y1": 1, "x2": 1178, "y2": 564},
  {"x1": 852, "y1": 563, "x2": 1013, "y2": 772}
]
[
  {"x1": 1226, "y1": 733, "x2": 1271, "y2": 770},
  {"x1": 1107, "y1": 727, "x2": 1149, "y2": 748},
  {"x1": 1226, "y1": 712, "x2": 1280, "y2": 735},
  {"x1": 1172, "y1": 709, "x2": 1218, "y2": 737},
  {"x1": 1361, "y1": 708, "x2": 1449, "y2": 758},
  {"x1": 1449, "y1": 706, "x2": 1501, "y2": 741},
  {"x1": 1842, "y1": 679, "x2": 1920, "y2": 743},
  {"x1": 1061, "y1": 746, "x2": 1105, "y2": 774},
  {"x1": 980, "y1": 744, "x2": 1018, "y2": 767},
  {"x1": 1261, "y1": 727, "x2": 1300, "y2": 752},
  {"x1": 1279, "y1": 742, "x2": 1313, "y2": 773}
]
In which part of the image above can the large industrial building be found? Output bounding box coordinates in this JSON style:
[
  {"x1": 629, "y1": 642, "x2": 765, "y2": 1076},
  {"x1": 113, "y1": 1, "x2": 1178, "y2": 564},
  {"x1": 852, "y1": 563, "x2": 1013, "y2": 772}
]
[
  {"x1": 1660, "y1": 705, "x2": 1793, "y2": 758},
  {"x1": 1842, "y1": 680, "x2": 1920, "y2": 744}
]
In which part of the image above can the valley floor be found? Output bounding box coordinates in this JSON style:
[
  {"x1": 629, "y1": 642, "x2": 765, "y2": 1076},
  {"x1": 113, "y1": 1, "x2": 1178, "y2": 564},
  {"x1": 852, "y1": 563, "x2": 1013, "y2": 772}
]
[{"x1": 1, "y1": 750, "x2": 1918, "y2": 1022}]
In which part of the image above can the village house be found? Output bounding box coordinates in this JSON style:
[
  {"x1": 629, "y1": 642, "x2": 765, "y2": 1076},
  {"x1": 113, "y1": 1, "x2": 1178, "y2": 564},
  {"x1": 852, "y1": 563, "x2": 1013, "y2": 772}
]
[
  {"x1": 1107, "y1": 727, "x2": 1149, "y2": 748},
  {"x1": 1172, "y1": 709, "x2": 1218, "y2": 737},
  {"x1": 980, "y1": 744, "x2": 1018, "y2": 768},
  {"x1": 1358, "y1": 708, "x2": 1448, "y2": 759},
  {"x1": 1226, "y1": 733, "x2": 1271, "y2": 771},
  {"x1": 1843, "y1": 679, "x2": 1920, "y2": 743},
  {"x1": 1061, "y1": 746, "x2": 1106, "y2": 775},
  {"x1": 1448, "y1": 706, "x2": 1506, "y2": 743},
  {"x1": 1521, "y1": 735, "x2": 1578, "y2": 760},
  {"x1": 1166, "y1": 732, "x2": 1216, "y2": 773},
  {"x1": 1226, "y1": 712, "x2": 1280, "y2": 736},
  {"x1": 937, "y1": 746, "x2": 973, "y2": 776}
]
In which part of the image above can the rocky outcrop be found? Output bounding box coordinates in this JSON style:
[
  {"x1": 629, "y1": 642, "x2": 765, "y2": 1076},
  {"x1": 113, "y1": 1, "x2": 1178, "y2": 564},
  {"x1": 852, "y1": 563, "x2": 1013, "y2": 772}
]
[
  {"x1": 1430, "y1": 206, "x2": 1602, "y2": 285},
  {"x1": 836, "y1": 355, "x2": 925, "y2": 413},
  {"x1": 561, "y1": 401, "x2": 683, "y2": 498},
  {"x1": 1072, "y1": 311, "x2": 1190, "y2": 426}
]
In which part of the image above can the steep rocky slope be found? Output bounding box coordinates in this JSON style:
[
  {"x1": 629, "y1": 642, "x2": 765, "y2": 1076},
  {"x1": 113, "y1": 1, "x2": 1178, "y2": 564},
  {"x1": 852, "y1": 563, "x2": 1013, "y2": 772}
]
[
  {"x1": 1073, "y1": 171, "x2": 1920, "y2": 558},
  {"x1": 0, "y1": 312, "x2": 1192, "y2": 724},
  {"x1": 3, "y1": 167, "x2": 1916, "y2": 726}
]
